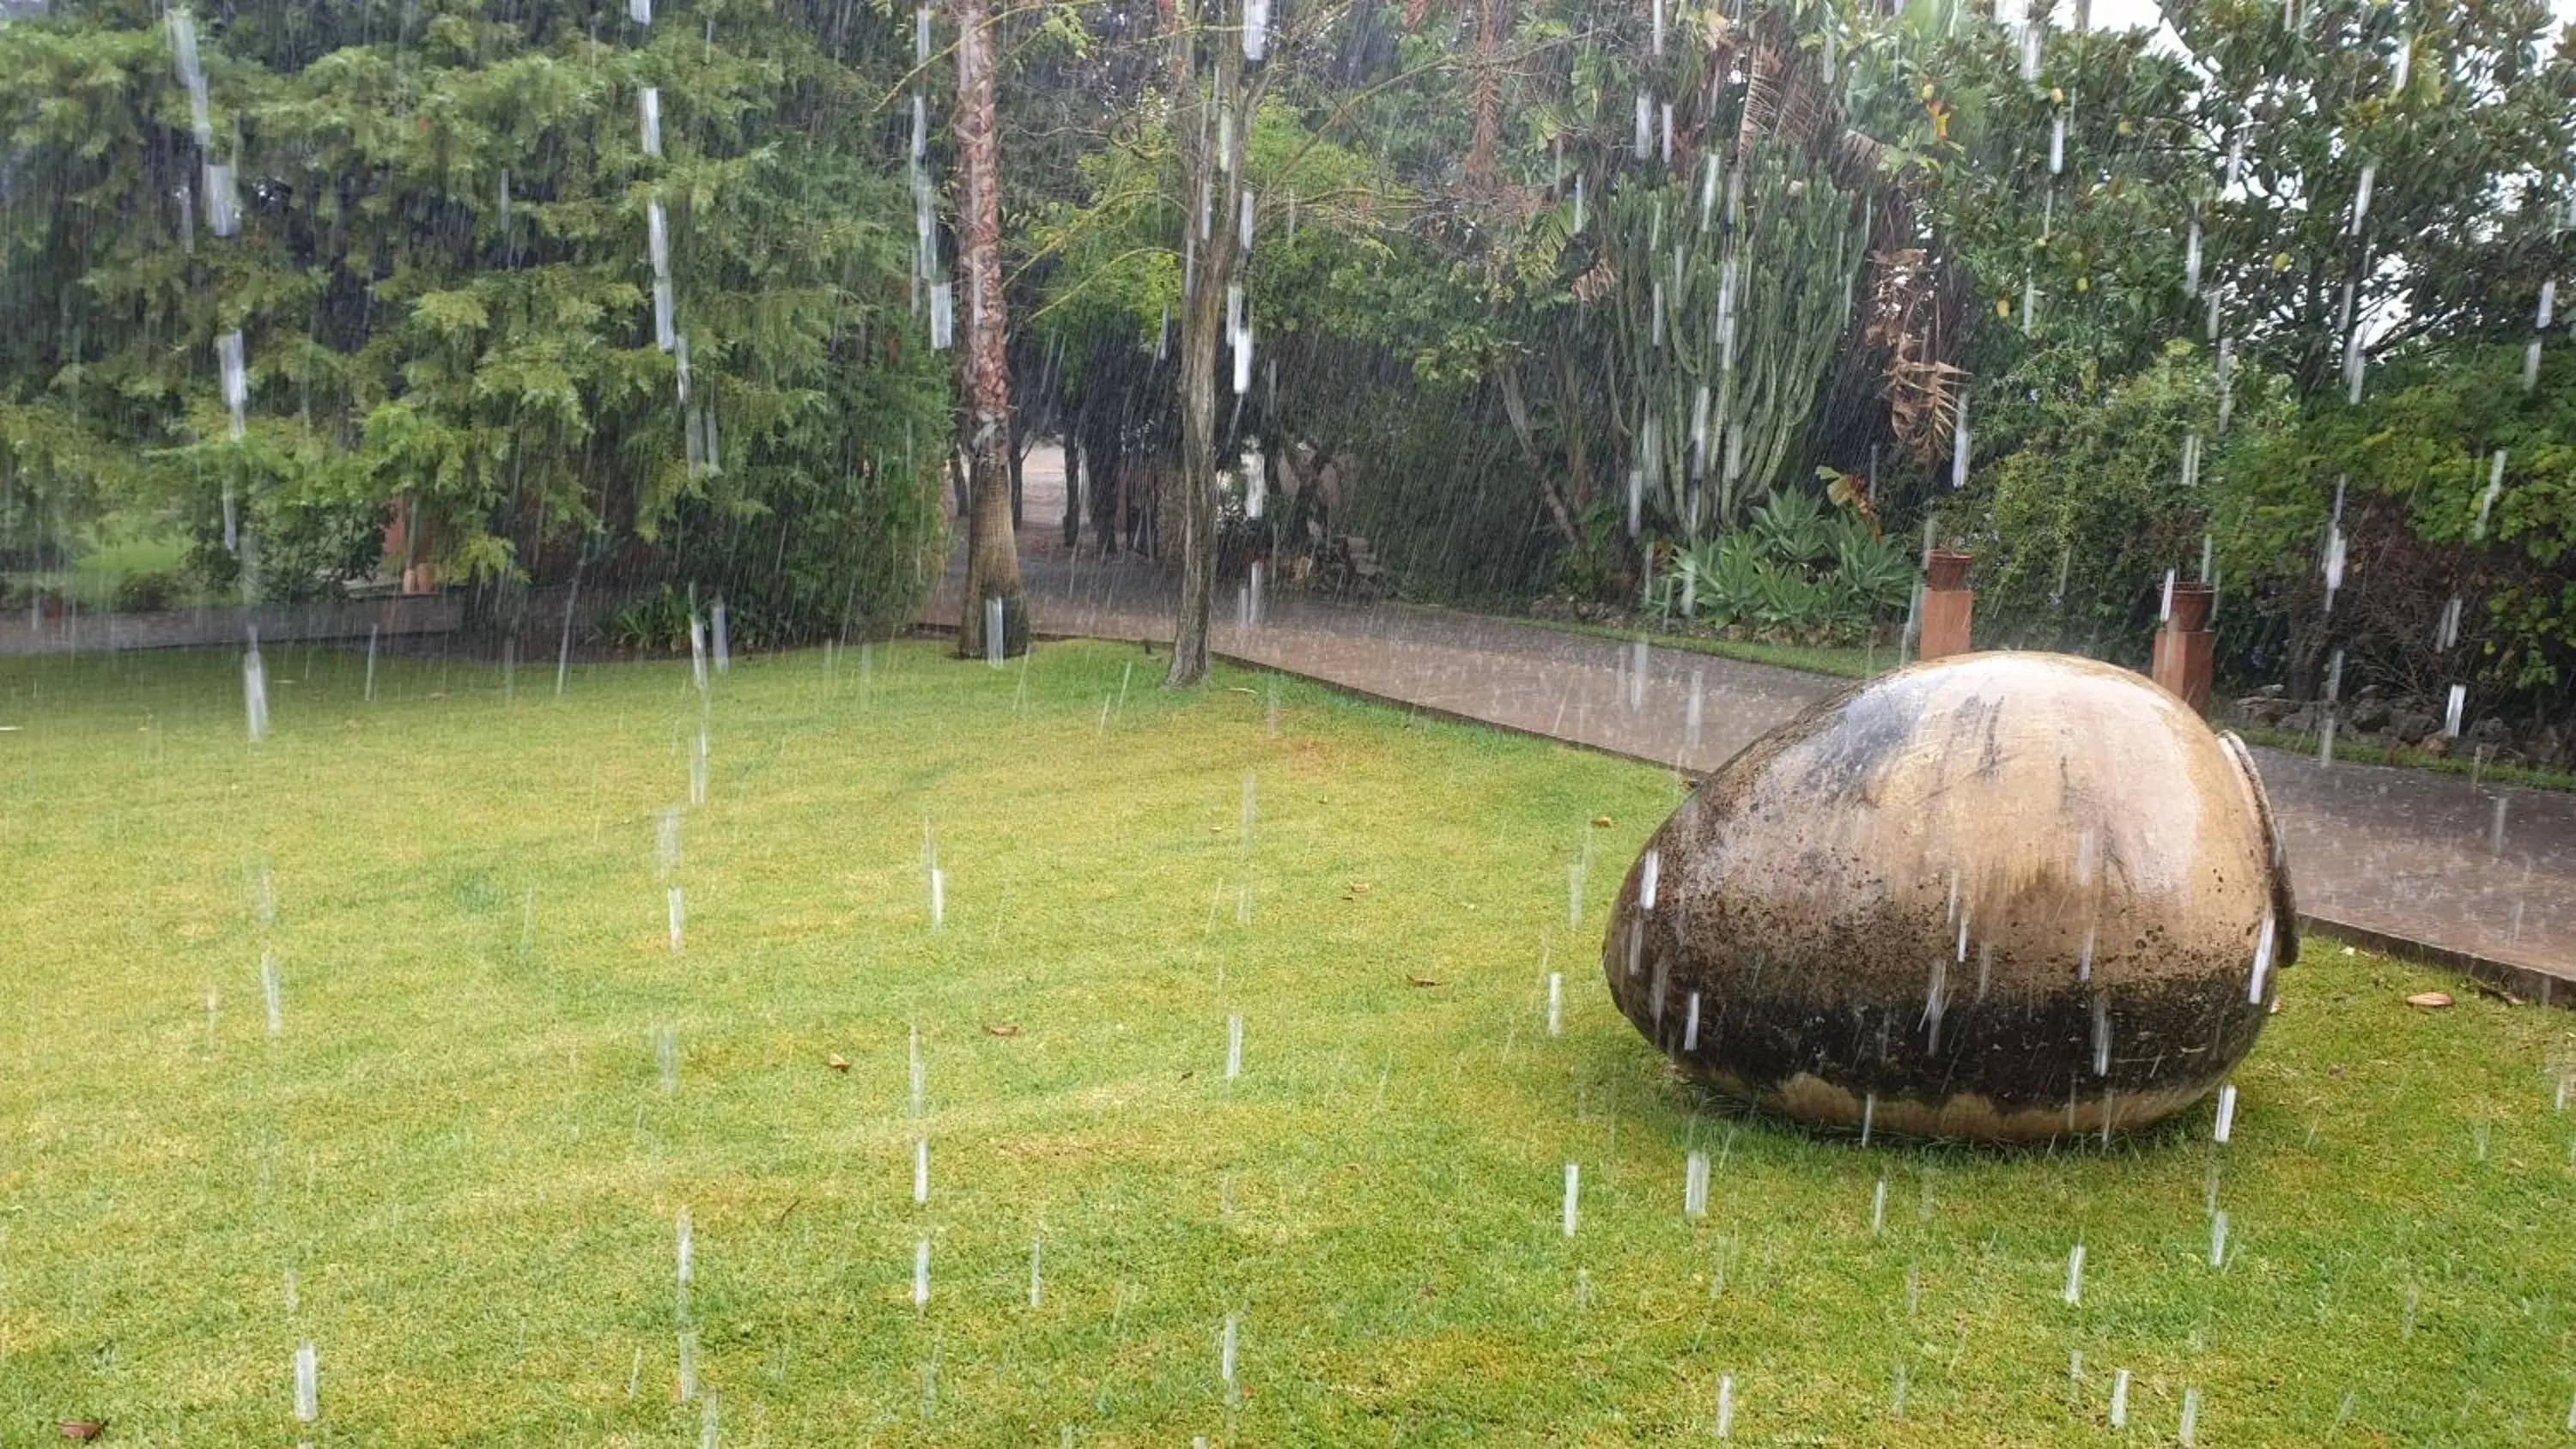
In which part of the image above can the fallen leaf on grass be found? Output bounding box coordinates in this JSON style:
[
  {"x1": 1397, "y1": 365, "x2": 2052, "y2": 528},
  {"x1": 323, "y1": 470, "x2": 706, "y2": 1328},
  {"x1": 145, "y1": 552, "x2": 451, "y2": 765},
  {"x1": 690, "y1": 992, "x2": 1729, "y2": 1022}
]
[
  {"x1": 1228, "y1": 686, "x2": 1256, "y2": 694},
  {"x1": 826, "y1": 1053, "x2": 851, "y2": 1072},
  {"x1": 1406, "y1": 975, "x2": 1444, "y2": 988},
  {"x1": 2405, "y1": 991, "x2": 2453, "y2": 1009},
  {"x1": 984, "y1": 1022, "x2": 1023, "y2": 1038},
  {"x1": 60, "y1": 1423, "x2": 104, "y2": 1442},
  {"x1": 1590, "y1": 815, "x2": 1613, "y2": 828}
]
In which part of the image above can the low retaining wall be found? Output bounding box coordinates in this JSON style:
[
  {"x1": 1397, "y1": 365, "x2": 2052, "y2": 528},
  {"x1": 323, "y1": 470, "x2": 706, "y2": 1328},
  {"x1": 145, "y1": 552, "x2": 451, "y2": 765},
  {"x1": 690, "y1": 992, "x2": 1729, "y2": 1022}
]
[{"x1": 0, "y1": 595, "x2": 465, "y2": 656}]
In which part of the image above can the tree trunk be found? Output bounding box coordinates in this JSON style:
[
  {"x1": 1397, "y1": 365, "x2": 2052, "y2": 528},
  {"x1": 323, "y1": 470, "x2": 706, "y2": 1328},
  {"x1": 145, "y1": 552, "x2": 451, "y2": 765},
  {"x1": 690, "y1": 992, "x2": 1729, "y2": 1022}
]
[
  {"x1": 1009, "y1": 427, "x2": 1026, "y2": 530},
  {"x1": 1164, "y1": 0, "x2": 1245, "y2": 688},
  {"x1": 1063, "y1": 436, "x2": 1084, "y2": 550},
  {"x1": 951, "y1": 0, "x2": 1028, "y2": 660}
]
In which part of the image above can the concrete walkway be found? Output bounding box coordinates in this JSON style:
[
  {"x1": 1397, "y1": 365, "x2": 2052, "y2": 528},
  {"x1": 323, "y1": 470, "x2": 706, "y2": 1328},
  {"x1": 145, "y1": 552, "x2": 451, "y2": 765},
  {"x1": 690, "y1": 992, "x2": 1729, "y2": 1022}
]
[{"x1": 934, "y1": 458, "x2": 2575, "y2": 1003}]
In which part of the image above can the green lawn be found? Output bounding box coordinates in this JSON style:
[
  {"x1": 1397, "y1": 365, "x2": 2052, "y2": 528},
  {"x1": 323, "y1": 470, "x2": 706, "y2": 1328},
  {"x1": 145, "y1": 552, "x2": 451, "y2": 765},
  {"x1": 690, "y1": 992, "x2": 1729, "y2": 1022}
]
[
  {"x1": 1515, "y1": 614, "x2": 1892, "y2": 680},
  {"x1": 2233, "y1": 724, "x2": 2576, "y2": 797},
  {"x1": 9, "y1": 527, "x2": 193, "y2": 609},
  {"x1": 1, "y1": 640, "x2": 2571, "y2": 1445}
]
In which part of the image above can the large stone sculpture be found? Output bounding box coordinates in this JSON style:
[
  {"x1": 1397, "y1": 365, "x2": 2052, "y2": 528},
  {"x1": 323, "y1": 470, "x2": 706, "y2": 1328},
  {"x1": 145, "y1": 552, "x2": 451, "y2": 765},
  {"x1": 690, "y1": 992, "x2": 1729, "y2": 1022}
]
[{"x1": 1603, "y1": 652, "x2": 2298, "y2": 1142}]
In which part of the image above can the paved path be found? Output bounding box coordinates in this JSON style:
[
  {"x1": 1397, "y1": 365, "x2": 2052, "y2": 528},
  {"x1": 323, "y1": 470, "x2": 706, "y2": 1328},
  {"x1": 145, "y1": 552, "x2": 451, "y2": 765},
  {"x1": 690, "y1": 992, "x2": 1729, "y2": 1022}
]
[{"x1": 936, "y1": 455, "x2": 2576, "y2": 1001}]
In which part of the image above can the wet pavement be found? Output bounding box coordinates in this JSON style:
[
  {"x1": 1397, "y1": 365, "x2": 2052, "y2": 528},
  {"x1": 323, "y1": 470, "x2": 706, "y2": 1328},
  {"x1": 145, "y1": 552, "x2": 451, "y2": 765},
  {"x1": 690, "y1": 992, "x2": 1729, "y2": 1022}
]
[{"x1": 931, "y1": 458, "x2": 2575, "y2": 1001}]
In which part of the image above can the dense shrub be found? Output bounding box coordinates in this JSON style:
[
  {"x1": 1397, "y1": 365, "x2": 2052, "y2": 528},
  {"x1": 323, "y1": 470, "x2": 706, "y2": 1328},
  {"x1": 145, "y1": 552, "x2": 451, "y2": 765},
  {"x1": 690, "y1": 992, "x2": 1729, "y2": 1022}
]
[{"x1": 109, "y1": 569, "x2": 185, "y2": 613}]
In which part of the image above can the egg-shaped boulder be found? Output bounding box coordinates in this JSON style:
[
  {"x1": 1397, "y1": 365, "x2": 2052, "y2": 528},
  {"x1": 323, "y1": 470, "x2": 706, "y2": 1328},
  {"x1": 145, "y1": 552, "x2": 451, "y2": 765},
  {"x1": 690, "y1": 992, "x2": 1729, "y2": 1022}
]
[{"x1": 1602, "y1": 651, "x2": 2297, "y2": 1142}]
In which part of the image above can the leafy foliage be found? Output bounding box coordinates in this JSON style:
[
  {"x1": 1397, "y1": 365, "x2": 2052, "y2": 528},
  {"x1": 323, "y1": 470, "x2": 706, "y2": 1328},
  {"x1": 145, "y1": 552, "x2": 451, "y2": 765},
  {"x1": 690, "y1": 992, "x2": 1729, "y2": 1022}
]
[
  {"x1": 0, "y1": 0, "x2": 948, "y2": 638},
  {"x1": 1654, "y1": 488, "x2": 1910, "y2": 639}
]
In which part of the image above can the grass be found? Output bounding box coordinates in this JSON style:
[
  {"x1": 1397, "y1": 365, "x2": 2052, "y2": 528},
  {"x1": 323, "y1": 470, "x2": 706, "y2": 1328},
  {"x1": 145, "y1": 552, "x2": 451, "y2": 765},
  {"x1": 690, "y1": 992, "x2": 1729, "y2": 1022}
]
[
  {"x1": 2, "y1": 638, "x2": 2573, "y2": 1446},
  {"x1": 1515, "y1": 614, "x2": 1890, "y2": 680},
  {"x1": 9, "y1": 529, "x2": 193, "y2": 609},
  {"x1": 2234, "y1": 724, "x2": 2576, "y2": 797}
]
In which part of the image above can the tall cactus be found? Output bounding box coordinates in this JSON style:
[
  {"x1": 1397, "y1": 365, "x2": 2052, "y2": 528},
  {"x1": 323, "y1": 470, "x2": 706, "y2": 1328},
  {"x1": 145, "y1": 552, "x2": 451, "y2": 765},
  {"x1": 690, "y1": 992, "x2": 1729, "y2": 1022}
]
[{"x1": 1592, "y1": 142, "x2": 1862, "y2": 542}]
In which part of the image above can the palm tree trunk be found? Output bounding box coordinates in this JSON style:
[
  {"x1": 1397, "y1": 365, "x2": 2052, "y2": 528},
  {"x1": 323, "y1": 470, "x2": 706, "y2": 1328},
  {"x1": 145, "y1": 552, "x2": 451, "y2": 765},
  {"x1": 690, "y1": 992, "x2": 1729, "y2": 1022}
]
[{"x1": 952, "y1": 0, "x2": 1027, "y2": 660}]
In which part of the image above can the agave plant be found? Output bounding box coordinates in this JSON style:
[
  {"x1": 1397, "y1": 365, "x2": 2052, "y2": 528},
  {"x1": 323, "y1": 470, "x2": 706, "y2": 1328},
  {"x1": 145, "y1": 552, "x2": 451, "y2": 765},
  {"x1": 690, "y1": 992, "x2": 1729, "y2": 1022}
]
[
  {"x1": 1748, "y1": 488, "x2": 1831, "y2": 565},
  {"x1": 1829, "y1": 512, "x2": 1916, "y2": 612}
]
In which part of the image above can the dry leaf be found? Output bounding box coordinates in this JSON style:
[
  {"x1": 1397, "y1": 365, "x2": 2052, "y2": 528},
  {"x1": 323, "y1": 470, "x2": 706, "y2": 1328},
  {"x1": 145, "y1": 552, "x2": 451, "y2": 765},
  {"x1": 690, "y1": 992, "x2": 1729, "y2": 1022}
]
[
  {"x1": 826, "y1": 1053, "x2": 851, "y2": 1072},
  {"x1": 984, "y1": 1022, "x2": 1023, "y2": 1038},
  {"x1": 1406, "y1": 975, "x2": 1443, "y2": 988},
  {"x1": 60, "y1": 1423, "x2": 105, "y2": 1443},
  {"x1": 2404, "y1": 991, "x2": 2453, "y2": 1009},
  {"x1": 1346, "y1": 882, "x2": 1372, "y2": 895},
  {"x1": 1590, "y1": 815, "x2": 1614, "y2": 828}
]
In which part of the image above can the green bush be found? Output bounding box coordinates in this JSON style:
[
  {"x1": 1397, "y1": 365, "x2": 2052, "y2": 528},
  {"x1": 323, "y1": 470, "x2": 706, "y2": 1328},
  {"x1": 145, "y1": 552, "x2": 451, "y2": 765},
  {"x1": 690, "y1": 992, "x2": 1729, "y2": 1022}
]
[
  {"x1": 1651, "y1": 490, "x2": 1912, "y2": 640},
  {"x1": 2211, "y1": 344, "x2": 2576, "y2": 720},
  {"x1": 1934, "y1": 340, "x2": 2266, "y2": 664},
  {"x1": 109, "y1": 569, "x2": 184, "y2": 613}
]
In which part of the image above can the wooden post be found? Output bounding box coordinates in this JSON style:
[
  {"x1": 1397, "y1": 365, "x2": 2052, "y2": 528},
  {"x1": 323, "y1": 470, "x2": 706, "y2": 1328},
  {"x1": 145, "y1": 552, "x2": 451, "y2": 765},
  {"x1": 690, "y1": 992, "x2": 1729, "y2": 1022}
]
[
  {"x1": 1920, "y1": 549, "x2": 1976, "y2": 660},
  {"x1": 2152, "y1": 581, "x2": 2217, "y2": 716}
]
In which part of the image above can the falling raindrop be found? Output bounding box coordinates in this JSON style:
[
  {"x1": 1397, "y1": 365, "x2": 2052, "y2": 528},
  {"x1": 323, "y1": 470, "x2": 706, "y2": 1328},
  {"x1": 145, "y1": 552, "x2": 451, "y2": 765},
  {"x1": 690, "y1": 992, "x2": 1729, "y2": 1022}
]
[
  {"x1": 2215, "y1": 336, "x2": 2236, "y2": 432},
  {"x1": 2063, "y1": 1243, "x2": 2085, "y2": 1306},
  {"x1": 2246, "y1": 906, "x2": 2281, "y2": 1006},
  {"x1": 1562, "y1": 1162, "x2": 1580, "y2": 1237},
  {"x1": 909, "y1": 1023, "x2": 927, "y2": 1117},
  {"x1": 218, "y1": 330, "x2": 249, "y2": 441},
  {"x1": 2474, "y1": 450, "x2": 2506, "y2": 538},
  {"x1": 2215, "y1": 1083, "x2": 2238, "y2": 1143},
  {"x1": 1950, "y1": 391, "x2": 1970, "y2": 489},
  {"x1": 1219, "y1": 1313, "x2": 1240, "y2": 1402},
  {"x1": 294, "y1": 1342, "x2": 319, "y2": 1422},
  {"x1": 2109, "y1": 1368, "x2": 2130, "y2": 1428},
  {"x1": 243, "y1": 633, "x2": 270, "y2": 741},
  {"x1": 1684, "y1": 1150, "x2": 1710, "y2": 1218},
  {"x1": 204, "y1": 161, "x2": 240, "y2": 237}
]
